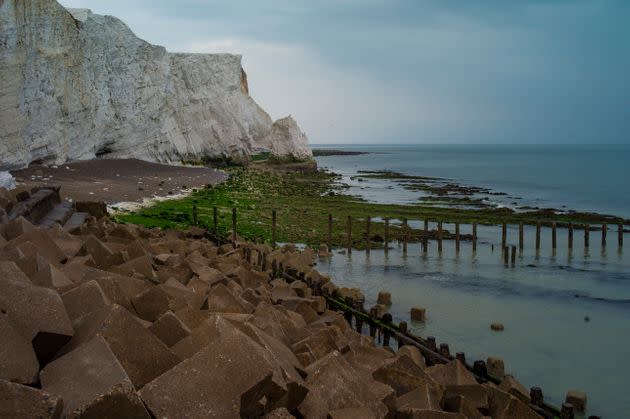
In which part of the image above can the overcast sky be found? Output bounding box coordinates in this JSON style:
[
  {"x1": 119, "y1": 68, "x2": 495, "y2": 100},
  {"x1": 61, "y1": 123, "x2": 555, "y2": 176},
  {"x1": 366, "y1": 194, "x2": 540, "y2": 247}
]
[{"x1": 59, "y1": 0, "x2": 629, "y2": 144}]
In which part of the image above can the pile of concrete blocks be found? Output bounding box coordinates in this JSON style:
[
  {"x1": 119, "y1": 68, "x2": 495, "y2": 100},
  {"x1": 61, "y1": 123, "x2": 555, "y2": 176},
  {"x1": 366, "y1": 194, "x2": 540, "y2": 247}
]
[{"x1": 0, "y1": 186, "x2": 542, "y2": 418}]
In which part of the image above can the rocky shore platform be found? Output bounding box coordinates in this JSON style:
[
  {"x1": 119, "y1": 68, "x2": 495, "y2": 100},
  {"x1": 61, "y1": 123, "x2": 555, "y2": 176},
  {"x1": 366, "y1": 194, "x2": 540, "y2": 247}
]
[
  {"x1": 10, "y1": 159, "x2": 227, "y2": 204},
  {"x1": 0, "y1": 185, "x2": 546, "y2": 418}
]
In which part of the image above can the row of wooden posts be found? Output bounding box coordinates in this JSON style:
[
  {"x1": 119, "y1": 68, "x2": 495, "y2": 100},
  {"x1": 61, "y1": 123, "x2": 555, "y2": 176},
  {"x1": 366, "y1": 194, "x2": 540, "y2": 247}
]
[
  {"x1": 193, "y1": 205, "x2": 625, "y2": 254},
  {"x1": 208, "y1": 214, "x2": 591, "y2": 418},
  {"x1": 277, "y1": 265, "x2": 570, "y2": 419}
]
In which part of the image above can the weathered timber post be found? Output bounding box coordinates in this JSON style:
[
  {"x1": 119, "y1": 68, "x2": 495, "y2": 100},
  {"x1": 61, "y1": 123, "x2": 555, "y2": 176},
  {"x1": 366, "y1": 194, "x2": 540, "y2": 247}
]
[
  {"x1": 439, "y1": 343, "x2": 450, "y2": 358},
  {"x1": 619, "y1": 223, "x2": 624, "y2": 248},
  {"x1": 535, "y1": 222, "x2": 541, "y2": 250},
  {"x1": 455, "y1": 223, "x2": 460, "y2": 252},
  {"x1": 511, "y1": 245, "x2": 516, "y2": 266},
  {"x1": 192, "y1": 205, "x2": 198, "y2": 225},
  {"x1": 472, "y1": 223, "x2": 478, "y2": 252},
  {"x1": 584, "y1": 224, "x2": 590, "y2": 248},
  {"x1": 437, "y1": 221, "x2": 443, "y2": 253},
  {"x1": 347, "y1": 215, "x2": 352, "y2": 254},
  {"x1": 501, "y1": 223, "x2": 507, "y2": 248},
  {"x1": 382, "y1": 313, "x2": 392, "y2": 347},
  {"x1": 398, "y1": 321, "x2": 408, "y2": 349},
  {"x1": 426, "y1": 336, "x2": 437, "y2": 351},
  {"x1": 422, "y1": 219, "x2": 428, "y2": 253},
  {"x1": 568, "y1": 223, "x2": 574, "y2": 249},
  {"x1": 384, "y1": 218, "x2": 390, "y2": 253},
  {"x1": 602, "y1": 223, "x2": 607, "y2": 247},
  {"x1": 552, "y1": 222, "x2": 557, "y2": 249},
  {"x1": 327, "y1": 213, "x2": 333, "y2": 252},
  {"x1": 560, "y1": 403, "x2": 575, "y2": 419},
  {"x1": 503, "y1": 246, "x2": 509, "y2": 265},
  {"x1": 369, "y1": 307, "x2": 378, "y2": 338},
  {"x1": 355, "y1": 317, "x2": 363, "y2": 334},
  {"x1": 456, "y1": 352, "x2": 466, "y2": 364},
  {"x1": 473, "y1": 360, "x2": 488, "y2": 377},
  {"x1": 518, "y1": 222, "x2": 524, "y2": 251},
  {"x1": 402, "y1": 218, "x2": 408, "y2": 254},
  {"x1": 366, "y1": 216, "x2": 371, "y2": 254},
  {"x1": 232, "y1": 208, "x2": 237, "y2": 245},
  {"x1": 213, "y1": 207, "x2": 218, "y2": 236},
  {"x1": 272, "y1": 210, "x2": 277, "y2": 247},
  {"x1": 530, "y1": 387, "x2": 544, "y2": 406}
]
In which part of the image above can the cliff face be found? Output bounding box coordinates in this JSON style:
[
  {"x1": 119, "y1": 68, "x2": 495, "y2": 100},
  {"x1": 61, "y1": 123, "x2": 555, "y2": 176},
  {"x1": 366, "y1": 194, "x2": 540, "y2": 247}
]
[{"x1": 0, "y1": 0, "x2": 312, "y2": 170}]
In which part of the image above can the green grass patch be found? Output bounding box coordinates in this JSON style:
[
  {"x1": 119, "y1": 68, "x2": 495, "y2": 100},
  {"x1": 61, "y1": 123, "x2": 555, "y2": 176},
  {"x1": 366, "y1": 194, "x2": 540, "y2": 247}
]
[{"x1": 114, "y1": 168, "x2": 627, "y2": 248}]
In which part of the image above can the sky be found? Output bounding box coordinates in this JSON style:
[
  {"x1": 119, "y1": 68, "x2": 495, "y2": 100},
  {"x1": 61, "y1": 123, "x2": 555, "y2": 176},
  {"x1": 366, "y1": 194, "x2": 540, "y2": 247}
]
[{"x1": 58, "y1": 0, "x2": 630, "y2": 145}]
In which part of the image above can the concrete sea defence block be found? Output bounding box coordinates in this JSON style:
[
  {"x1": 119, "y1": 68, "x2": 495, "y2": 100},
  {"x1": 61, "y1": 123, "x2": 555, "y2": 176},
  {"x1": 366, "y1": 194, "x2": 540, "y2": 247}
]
[
  {"x1": 140, "y1": 326, "x2": 304, "y2": 418},
  {"x1": 40, "y1": 336, "x2": 149, "y2": 418},
  {"x1": 0, "y1": 275, "x2": 73, "y2": 365},
  {"x1": 148, "y1": 311, "x2": 191, "y2": 347},
  {"x1": 0, "y1": 317, "x2": 40, "y2": 385},
  {"x1": 0, "y1": 379, "x2": 63, "y2": 419},
  {"x1": 61, "y1": 280, "x2": 111, "y2": 325},
  {"x1": 58, "y1": 304, "x2": 179, "y2": 389},
  {"x1": 299, "y1": 351, "x2": 395, "y2": 419}
]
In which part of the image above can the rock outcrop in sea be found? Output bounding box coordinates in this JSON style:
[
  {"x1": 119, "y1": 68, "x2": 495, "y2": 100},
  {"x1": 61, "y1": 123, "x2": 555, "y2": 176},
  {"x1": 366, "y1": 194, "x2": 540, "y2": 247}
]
[{"x1": 0, "y1": 0, "x2": 312, "y2": 170}]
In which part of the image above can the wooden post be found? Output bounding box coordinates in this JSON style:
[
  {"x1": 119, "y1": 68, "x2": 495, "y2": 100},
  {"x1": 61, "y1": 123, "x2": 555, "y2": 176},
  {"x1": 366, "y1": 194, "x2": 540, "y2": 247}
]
[
  {"x1": 503, "y1": 246, "x2": 509, "y2": 265},
  {"x1": 213, "y1": 207, "x2": 218, "y2": 236},
  {"x1": 437, "y1": 221, "x2": 443, "y2": 253},
  {"x1": 398, "y1": 321, "x2": 408, "y2": 349},
  {"x1": 455, "y1": 223, "x2": 460, "y2": 252},
  {"x1": 568, "y1": 223, "x2": 574, "y2": 249},
  {"x1": 192, "y1": 205, "x2": 198, "y2": 225},
  {"x1": 327, "y1": 213, "x2": 333, "y2": 252},
  {"x1": 366, "y1": 216, "x2": 371, "y2": 254},
  {"x1": 584, "y1": 224, "x2": 590, "y2": 248},
  {"x1": 619, "y1": 223, "x2": 624, "y2": 248},
  {"x1": 422, "y1": 219, "x2": 428, "y2": 253},
  {"x1": 552, "y1": 222, "x2": 557, "y2": 249},
  {"x1": 231, "y1": 208, "x2": 237, "y2": 244},
  {"x1": 384, "y1": 218, "x2": 390, "y2": 253},
  {"x1": 347, "y1": 215, "x2": 352, "y2": 254},
  {"x1": 602, "y1": 223, "x2": 607, "y2": 247},
  {"x1": 511, "y1": 245, "x2": 516, "y2": 266},
  {"x1": 501, "y1": 223, "x2": 507, "y2": 248},
  {"x1": 456, "y1": 352, "x2": 466, "y2": 364},
  {"x1": 518, "y1": 222, "x2": 524, "y2": 251},
  {"x1": 530, "y1": 387, "x2": 544, "y2": 406},
  {"x1": 272, "y1": 210, "x2": 277, "y2": 247},
  {"x1": 535, "y1": 222, "x2": 541, "y2": 250},
  {"x1": 472, "y1": 223, "x2": 477, "y2": 252},
  {"x1": 402, "y1": 218, "x2": 408, "y2": 254}
]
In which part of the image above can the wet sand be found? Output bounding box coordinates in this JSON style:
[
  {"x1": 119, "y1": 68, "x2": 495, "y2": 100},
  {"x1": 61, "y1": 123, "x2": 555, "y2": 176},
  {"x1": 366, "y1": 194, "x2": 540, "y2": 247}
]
[{"x1": 11, "y1": 159, "x2": 227, "y2": 204}]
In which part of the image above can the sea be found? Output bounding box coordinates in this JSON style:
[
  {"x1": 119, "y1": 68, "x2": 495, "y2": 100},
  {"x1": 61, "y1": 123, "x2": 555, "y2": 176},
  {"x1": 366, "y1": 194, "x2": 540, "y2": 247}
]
[{"x1": 312, "y1": 144, "x2": 630, "y2": 419}]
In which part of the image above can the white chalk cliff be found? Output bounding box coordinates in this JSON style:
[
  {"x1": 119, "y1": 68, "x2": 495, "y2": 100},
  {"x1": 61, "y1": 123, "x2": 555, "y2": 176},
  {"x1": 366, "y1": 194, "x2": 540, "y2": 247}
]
[{"x1": 0, "y1": 0, "x2": 312, "y2": 170}]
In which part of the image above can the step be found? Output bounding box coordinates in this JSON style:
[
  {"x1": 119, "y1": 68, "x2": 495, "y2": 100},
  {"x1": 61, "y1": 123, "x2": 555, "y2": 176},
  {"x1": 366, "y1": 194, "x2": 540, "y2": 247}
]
[
  {"x1": 38, "y1": 202, "x2": 75, "y2": 229},
  {"x1": 8, "y1": 187, "x2": 61, "y2": 224},
  {"x1": 63, "y1": 212, "x2": 89, "y2": 234}
]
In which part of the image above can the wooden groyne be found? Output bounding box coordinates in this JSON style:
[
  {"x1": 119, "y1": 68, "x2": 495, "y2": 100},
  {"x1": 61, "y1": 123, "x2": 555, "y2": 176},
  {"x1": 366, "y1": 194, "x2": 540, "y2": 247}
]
[
  {"x1": 203, "y1": 209, "x2": 610, "y2": 419},
  {"x1": 218, "y1": 207, "x2": 625, "y2": 264}
]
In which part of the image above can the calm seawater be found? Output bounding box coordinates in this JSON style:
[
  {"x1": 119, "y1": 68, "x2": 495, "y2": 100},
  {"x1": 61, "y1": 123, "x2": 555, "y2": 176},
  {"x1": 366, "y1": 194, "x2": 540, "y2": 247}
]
[
  {"x1": 312, "y1": 144, "x2": 630, "y2": 418},
  {"x1": 313, "y1": 144, "x2": 630, "y2": 218}
]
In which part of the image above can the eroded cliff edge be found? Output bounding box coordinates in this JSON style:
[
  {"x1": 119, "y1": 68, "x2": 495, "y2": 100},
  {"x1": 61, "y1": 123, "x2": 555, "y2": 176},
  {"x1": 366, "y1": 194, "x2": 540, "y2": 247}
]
[{"x1": 0, "y1": 0, "x2": 312, "y2": 170}]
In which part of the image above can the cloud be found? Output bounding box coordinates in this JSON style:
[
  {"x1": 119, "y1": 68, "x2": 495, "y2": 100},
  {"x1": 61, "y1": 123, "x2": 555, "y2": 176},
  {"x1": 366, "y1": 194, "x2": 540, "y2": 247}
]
[{"x1": 57, "y1": 0, "x2": 630, "y2": 144}]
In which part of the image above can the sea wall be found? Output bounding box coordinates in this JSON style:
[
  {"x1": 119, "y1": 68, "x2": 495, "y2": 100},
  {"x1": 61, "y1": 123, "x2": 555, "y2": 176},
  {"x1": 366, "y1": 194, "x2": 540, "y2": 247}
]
[{"x1": 0, "y1": 0, "x2": 312, "y2": 170}]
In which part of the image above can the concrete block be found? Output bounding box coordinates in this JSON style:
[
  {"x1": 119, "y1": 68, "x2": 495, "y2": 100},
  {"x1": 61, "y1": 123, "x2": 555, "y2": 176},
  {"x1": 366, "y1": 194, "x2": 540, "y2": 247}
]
[
  {"x1": 40, "y1": 337, "x2": 149, "y2": 418},
  {"x1": 0, "y1": 379, "x2": 63, "y2": 419}
]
